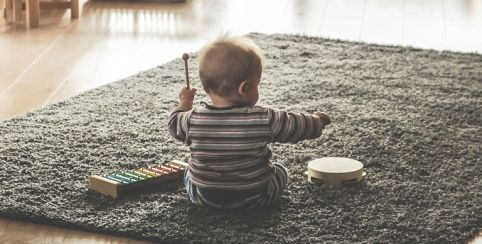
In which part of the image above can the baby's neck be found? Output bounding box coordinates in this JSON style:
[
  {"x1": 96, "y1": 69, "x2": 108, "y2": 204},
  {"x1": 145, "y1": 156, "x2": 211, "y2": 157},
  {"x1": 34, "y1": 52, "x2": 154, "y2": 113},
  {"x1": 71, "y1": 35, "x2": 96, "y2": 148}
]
[{"x1": 209, "y1": 93, "x2": 244, "y2": 108}]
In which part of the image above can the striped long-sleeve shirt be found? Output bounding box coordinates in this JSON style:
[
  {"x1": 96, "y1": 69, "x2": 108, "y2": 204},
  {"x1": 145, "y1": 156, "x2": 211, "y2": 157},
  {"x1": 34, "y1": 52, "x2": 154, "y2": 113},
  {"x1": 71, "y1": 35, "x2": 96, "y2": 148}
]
[{"x1": 168, "y1": 102, "x2": 325, "y2": 190}]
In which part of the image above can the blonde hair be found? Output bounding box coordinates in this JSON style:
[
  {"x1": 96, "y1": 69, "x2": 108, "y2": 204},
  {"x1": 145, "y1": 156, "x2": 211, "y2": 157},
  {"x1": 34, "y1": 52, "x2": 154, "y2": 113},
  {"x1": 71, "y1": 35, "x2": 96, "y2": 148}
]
[{"x1": 197, "y1": 36, "x2": 265, "y2": 96}]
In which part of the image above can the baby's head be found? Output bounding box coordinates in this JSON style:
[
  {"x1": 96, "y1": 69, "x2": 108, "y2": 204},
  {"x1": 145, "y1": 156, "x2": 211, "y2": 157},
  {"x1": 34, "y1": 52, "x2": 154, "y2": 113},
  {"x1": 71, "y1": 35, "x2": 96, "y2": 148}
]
[{"x1": 198, "y1": 36, "x2": 265, "y2": 107}]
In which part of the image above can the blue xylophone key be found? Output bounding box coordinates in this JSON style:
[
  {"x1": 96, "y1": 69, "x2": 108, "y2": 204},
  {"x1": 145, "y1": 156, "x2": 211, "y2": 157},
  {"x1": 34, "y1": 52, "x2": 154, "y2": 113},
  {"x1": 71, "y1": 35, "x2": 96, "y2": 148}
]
[
  {"x1": 124, "y1": 172, "x2": 144, "y2": 181},
  {"x1": 118, "y1": 172, "x2": 140, "y2": 182},
  {"x1": 106, "y1": 175, "x2": 128, "y2": 184},
  {"x1": 113, "y1": 174, "x2": 137, "y2": 183}
]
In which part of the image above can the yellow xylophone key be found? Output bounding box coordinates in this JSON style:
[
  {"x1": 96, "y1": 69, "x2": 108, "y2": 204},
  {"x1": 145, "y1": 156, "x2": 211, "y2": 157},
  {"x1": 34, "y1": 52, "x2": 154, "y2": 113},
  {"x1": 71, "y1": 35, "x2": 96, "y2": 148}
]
[
  {"x1": 139, "y1": 168, "x2": 159, "y2": 177},
  {"x1": 134, "y1": 170, "x2": 152, "y2": 178}
]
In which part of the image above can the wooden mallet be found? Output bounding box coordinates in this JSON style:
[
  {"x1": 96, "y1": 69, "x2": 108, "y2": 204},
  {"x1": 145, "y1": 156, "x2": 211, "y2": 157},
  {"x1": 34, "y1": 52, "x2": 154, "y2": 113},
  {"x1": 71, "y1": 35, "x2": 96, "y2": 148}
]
[{"x1": 182, "y1": 53, "x2": 190, "y2": 90}]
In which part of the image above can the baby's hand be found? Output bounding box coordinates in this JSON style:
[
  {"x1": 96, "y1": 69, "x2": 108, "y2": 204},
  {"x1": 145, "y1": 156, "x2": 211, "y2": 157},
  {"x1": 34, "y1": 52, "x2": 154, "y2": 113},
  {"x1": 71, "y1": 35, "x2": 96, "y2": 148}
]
[
  {"x1": 178, "y1": 86, "x2": 197, "y2": 110},
  {"x1": 313, "y1": 112, "x2": 331, "y2": 126}
]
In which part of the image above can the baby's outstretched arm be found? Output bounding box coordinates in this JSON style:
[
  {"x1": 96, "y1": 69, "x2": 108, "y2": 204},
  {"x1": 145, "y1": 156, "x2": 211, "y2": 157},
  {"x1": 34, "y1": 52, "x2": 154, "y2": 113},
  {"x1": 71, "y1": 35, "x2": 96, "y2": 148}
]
[
  {"x1": 269, "y1": 109, "x2": 330, "y2": 143},
  {"x1": 313, "y1": 112, "x2": 331, "y2": 126},
  {"x1": 168, "y1": 86, "x2": 196, "y2": 144}
]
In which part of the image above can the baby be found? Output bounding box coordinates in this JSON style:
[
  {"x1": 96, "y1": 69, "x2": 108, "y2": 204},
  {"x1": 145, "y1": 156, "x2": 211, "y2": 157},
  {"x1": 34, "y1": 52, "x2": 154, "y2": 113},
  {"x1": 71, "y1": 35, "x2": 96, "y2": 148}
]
[{"x1": 168, "y1": 36, "x2": 331, "y2": 210}]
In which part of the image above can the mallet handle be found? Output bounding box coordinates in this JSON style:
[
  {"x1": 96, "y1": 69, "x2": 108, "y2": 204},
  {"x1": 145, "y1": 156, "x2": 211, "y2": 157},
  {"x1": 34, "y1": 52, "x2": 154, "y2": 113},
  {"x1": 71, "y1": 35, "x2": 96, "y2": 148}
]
[{"x1": 182, "y1": 53, "x2": 190, "y2": 90}]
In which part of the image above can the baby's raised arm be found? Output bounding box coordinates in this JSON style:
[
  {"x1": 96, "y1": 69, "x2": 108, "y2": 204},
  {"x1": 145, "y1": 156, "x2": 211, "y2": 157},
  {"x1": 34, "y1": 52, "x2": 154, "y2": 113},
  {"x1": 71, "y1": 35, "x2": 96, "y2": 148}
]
[
  {"x1": 178, "y1": 86, "x2": 197, "y2": 110},
  {"x1": 268, "y1": 109, "x2": 330, "y2": 143},
  {"x1": 167, "y1": 86, "x2": 196, "y2": 144}
]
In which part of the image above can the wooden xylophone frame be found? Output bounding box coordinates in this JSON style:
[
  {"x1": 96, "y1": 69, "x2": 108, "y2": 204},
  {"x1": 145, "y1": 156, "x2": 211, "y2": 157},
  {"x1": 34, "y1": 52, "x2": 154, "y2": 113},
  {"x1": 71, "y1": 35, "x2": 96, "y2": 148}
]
[{"x1": 89, "y1": 160, "x2": 188, "y2": 198}]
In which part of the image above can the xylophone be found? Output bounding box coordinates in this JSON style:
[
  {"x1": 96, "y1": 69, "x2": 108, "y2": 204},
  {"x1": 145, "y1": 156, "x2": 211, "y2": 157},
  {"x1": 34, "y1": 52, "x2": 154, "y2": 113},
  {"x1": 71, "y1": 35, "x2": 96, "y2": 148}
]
[{"x1": 89, "y1": 160, "x2": 188, "y2": 198}]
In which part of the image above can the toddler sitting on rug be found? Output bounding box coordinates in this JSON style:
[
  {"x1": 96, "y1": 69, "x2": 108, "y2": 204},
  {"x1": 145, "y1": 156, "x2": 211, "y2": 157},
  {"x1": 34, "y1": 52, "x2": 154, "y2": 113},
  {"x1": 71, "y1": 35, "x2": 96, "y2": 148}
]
[{"x1": 168, "y1": 36, "x2": 331, "y2": 210}]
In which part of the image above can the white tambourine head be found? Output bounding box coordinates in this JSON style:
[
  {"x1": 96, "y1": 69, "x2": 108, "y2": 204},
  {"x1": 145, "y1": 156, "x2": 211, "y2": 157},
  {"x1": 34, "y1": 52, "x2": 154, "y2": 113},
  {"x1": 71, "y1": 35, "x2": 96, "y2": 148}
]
[{"x1": 307, "y1": 157, "x2": 365, "y2": 186}]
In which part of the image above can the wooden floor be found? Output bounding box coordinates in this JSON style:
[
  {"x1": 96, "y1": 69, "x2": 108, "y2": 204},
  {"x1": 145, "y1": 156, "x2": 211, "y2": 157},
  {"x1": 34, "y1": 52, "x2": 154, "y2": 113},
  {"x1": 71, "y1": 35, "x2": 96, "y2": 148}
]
[{"x1": 0, "y1": 0, "x2": 481, "y2": 243}]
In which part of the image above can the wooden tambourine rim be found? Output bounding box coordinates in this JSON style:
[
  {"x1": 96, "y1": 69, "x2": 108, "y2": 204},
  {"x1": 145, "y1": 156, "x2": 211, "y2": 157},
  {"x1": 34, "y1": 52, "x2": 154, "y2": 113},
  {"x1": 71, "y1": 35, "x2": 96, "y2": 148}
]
[{"x1": 306, "y1": 157, "x2": 366, "y2": 186}]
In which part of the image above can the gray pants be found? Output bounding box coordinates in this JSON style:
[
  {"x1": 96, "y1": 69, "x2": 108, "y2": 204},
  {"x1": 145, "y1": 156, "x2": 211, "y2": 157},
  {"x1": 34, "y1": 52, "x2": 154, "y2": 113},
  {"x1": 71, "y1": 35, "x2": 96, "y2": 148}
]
[{"x1": 184, "y1": 163, "x2": 289, "y2": 210}]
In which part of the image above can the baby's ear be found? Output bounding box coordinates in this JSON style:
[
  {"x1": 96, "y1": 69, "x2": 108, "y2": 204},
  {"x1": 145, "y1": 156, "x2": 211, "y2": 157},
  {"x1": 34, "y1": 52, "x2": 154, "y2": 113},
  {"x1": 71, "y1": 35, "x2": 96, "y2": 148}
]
[{"x1": 237, "y1": 80, "x2": 249, "y2": 96}]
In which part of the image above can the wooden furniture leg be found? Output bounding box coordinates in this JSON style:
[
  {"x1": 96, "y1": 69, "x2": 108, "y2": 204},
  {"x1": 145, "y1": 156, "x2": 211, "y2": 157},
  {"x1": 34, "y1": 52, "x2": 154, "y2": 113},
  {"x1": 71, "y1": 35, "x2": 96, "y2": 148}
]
[
  {"x1": 4, "y1": 0, "x2": 12, "y2": 23},
  {"x1": 70, "y1": 0, "x2": 78, "y2": 19},
  {"x1": 26, "y1": 0, "x2": 39, "y2": 28},
  {"x1": 8, "y1": 0, "x2": 78, "y2": 28},
  {"x1": 12, "y1": 0, "x2": 21, "y2": 23}
]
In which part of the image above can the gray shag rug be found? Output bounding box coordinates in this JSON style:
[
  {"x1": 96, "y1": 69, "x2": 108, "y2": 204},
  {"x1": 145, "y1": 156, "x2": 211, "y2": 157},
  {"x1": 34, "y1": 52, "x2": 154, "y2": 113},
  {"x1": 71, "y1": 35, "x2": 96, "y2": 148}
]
[{"x1": 0, "y1": 33, "x2": 481, "y2": 243}]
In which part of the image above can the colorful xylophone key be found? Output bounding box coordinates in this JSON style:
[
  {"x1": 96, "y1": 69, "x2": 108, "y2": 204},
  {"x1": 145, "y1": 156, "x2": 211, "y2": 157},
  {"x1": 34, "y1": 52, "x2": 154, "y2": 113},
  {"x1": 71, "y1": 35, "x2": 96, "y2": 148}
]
[{"x1": 89, "y1": 160, "x2": 188, "y2": 198}]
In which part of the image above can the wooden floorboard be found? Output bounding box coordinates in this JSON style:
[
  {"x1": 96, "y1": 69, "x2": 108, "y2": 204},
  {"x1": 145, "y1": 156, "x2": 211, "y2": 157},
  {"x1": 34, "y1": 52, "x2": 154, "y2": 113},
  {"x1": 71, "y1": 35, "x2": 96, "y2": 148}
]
[
  {"x1": 0, "y1": 219, "x2": 67, "y2": 244},
  {"x1": 0, "y1": 217, "x2": 153, "y2": 244},
  {"x1": 0, "y1": 218, "x2": 10, "y2": 237}
]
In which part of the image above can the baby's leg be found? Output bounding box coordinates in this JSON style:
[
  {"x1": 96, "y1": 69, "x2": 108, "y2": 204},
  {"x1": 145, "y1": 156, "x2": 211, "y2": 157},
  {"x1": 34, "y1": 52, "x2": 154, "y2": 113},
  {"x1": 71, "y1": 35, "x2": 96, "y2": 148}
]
[
  {"x1": 184, "y1": 169, "x2": 206, "y2": 206},
  {"x1": 256, "y1": 163, "x2": 289, "y2": 208}
]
